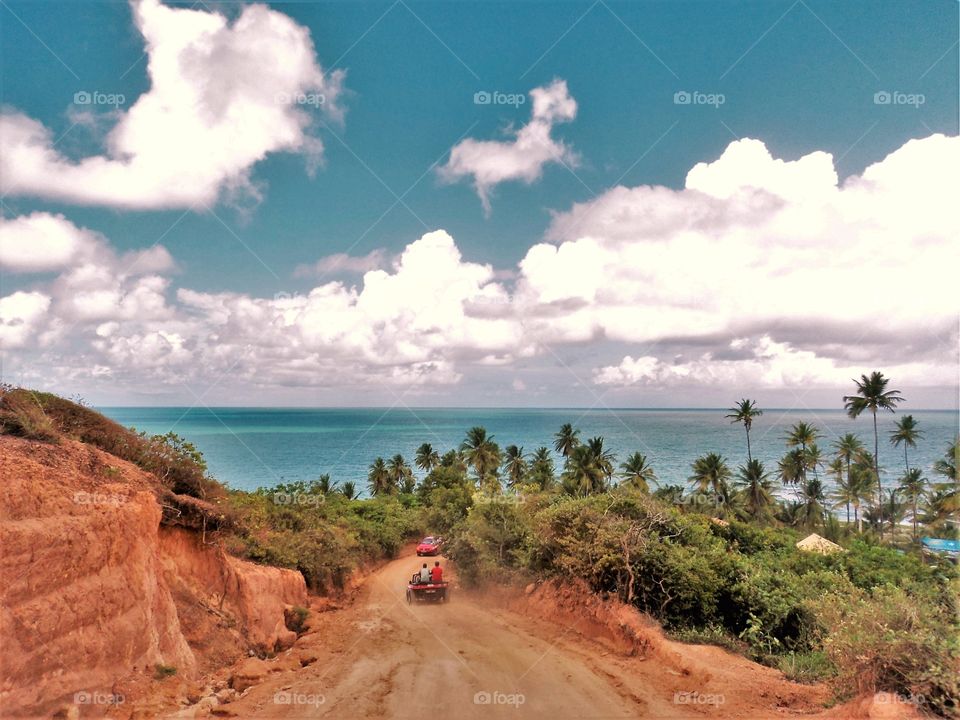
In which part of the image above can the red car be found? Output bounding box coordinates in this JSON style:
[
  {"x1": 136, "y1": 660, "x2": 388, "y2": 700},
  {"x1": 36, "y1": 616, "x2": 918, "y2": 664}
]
[{"x1": 416, "y1": 536, "x2": 444, "y2": 556}]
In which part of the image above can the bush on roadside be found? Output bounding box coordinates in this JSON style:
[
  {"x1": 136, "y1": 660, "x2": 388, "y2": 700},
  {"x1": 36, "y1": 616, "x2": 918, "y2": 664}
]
[
  {"x1": 815, "y1": 583, "x2": 959, "y2": 716},
  {"x1": 0, "y1": 387, "x2": 59, "y2": 442}
]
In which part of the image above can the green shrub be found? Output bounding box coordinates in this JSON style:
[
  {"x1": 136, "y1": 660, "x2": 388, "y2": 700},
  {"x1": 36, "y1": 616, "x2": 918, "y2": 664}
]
[
  {"x1": 153, "y1": 664, "x2": 177, "y2": 680},
  {"x1": 815, "y1": 584, "x2": 959, "y2": 716},
  {"x1": 0, "y1": 388, "x2": 59, "y2": 442},
  {"x1": 285, "y1": 606, "x2": 310, "y2": 635}
]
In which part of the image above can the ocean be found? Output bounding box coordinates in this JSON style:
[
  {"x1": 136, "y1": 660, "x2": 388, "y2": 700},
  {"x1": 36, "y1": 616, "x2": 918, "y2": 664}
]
[{"x1": 99, "y1": 407, "x2": 958, "y2": 497}]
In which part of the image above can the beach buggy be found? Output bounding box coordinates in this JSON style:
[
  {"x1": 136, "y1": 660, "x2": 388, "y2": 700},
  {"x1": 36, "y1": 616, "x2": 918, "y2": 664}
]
[{"x1": 406, "y1": 564, "x2": 450, "y2": 603}]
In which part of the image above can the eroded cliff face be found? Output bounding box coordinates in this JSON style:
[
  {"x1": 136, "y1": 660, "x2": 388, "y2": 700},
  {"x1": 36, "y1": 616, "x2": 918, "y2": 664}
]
[{"x1": 0, "y1": 435, "x2": 306, "y2": 718}]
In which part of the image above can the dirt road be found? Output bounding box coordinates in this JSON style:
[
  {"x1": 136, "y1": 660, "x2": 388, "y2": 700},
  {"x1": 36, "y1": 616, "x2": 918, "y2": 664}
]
[{"x1": 202, "y1": 549, "x2": 845, "y2": 720}]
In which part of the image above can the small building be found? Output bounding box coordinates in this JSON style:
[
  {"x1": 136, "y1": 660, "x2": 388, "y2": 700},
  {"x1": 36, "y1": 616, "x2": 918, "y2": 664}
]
[{"x1": 795, "y1": 533, "x2": 844, "y2": 555}]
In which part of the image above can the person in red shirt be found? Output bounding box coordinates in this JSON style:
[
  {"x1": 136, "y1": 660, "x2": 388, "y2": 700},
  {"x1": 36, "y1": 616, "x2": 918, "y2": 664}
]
[{"x1": 429, "y1": 561, "x2": 443, "y2": 584}]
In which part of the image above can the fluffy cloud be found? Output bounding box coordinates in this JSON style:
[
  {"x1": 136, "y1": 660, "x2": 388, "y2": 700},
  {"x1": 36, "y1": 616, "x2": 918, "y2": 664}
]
[
  {"x1": 594, "y1": 336, "x2": 956, "y2": 389},
  {"x1": 0, "y1": 292, "x2": 51, "y2": 349},
  {"x1": 518, "y1": 134, "x2": 959, "y2": 360},
  {"x1": 173, "y1": 230, "x2": 524, "y2": 381},
  {"x1": 0, "y1": 213, "x2": 176, "y2": 352},
  {"x1": 4, "y1": 135, "x2": 957, "y2": 400},
  {"x1": 0, "y1": 212, "x2": 103, "y2": 272},
  {"x1": 438, "y1": 79, "x2": 578, "y2": 214},
  {"x1": 0, "y1": 0, "x2": 343, "y2": 209}
]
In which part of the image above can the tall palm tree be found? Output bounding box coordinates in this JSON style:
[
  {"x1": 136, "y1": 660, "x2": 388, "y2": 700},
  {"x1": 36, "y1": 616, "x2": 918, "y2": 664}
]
[
  {"x1": 619, "y1": 452, "x2": 657, "y2": 493},
  {"x1": 586, "y1": 436, "x2": 616, "y2": 480},
  {"x1": 786, "y1": 421, "x2": 819, "y2": 452},
  {"x1": 461, "y1": 426, "x2": 501, "y2": 487},
  {"x1": 736, "y1": 459, "x2": 775, "y2": 521},
  {"x1": 530, "y1": 447, "x2": 555, "y2": 490},
  {"x1": 554, "y1": 423, "x2": 581, "y2": 458},
  {"x1": 897, "y1": 468, "x2": 926, "y2": 541},
  {"x1": 415, "y1": 443, "x2": 441, "y2": 474},
  {"x1": 367, "y1": 457, "x2": 393, "y2": 496},
  {"x1": 503, "y1": 445, "x2": 528, "y2": 487},
  {"x1": 726, "y1": 399, "x2": 763, "y2": 462},
  {"x1": 340, "y1": 480, "x2": 361, "y2": 500},
  {"x1": 689, "y1": 453, "x2": 731, "y2": 496},
  {"x1": 890, "y1": 415, "x2": 923, "y2": 473},
  {"x1": 562, "y1": 445, "x2": 606, "y2": 496},
  {"x1": 844, "y1": 371, "x2": 903, "y2": 538}
]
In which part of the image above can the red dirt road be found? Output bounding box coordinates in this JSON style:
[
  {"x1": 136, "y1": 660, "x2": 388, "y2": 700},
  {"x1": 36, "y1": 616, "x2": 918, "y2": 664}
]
[{"x1": 190, "y1": 548, "x2": 865, "y2": 720}]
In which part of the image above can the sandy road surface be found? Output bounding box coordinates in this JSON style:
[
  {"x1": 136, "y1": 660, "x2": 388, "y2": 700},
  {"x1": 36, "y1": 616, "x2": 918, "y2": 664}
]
[{"x1": 209, "y1": 549, "x2": 839, "y2": 720}]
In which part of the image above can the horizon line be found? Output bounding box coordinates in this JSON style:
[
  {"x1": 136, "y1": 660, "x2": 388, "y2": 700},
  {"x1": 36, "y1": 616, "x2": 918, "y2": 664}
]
[{"x1": 97, "y1": 405, "x2": 959, "y2": 413}]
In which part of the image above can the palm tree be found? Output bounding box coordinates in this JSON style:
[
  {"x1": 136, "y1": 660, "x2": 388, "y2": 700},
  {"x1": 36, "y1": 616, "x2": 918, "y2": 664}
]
[
  {"x1": 833, "y1": 433, "x2": 865, "y2": 507},
  {"x1": 880, "y1": 490, "x2": 908, "y2": 536},
  {"x1": 689, "y1": 453, "x2": 731, "y2": 496},
  {"x1": 933, "y1": 438, "x2": 958, "y2": 483},
  {"x1": 844, "y1": 371, "x2": 904, "y2": 537},
  {"x1": 586, "y1": 436, "x2": 616, "y2": 480},
  {"x1": 554, "y1": 423, "x2": 581, "y2": 458},
  {"x1": 503, "y1": 445, "x2": 528, "y2": 487},
  {"x1": 890, "y1": 415, "x2": 923, "y2": 473},
  {"x1": 828, "y1": 457, "x2": 852, "y2": 524},
  {"x1": 562, "y1": 445, "x2": 606, "y2": 496},
  {"x1": 726, "y1": 399, "x2": 763, "y2": 461},
  {"x1": 848, "y1": 465, "x2": 874, "y2": 534},
  {"x1": 778, "y1": 448, "x2": 806, "y2": 487},
  {"x1": 415, "y1": 443, "x2": 441, "y2": 474},
  {"x1": 461, "y1": 426, "x2": 501, "y2": 487},
  {"x1": 340, "y1": 481, "x2": 361, "y2": 500},
  {"x1": 619, "y1": 452, "x2": 657, "y2": 493},
  {"x1": 897, "y1": 468, "x2": 926, "y2": 541},
  {"x1": 315, "y1": 474, "x2": 338, "y2": 494},
  {"x1": 926, "y1": 439, "x2": 959, "y2": 534},
  {"x1": 530, "y1": 447, "x2": 555, "y2": 490},
  {"x1": 367, "y1": 457, "x2": 393, "y2": 496},
  {"x1": 785, "y1": 422, "x2": 820, "y2": 483},
  {"x1": 736, "y1": 459, "x2": 775, "y2": 521},
  {"x1": 786, "y1": 421, "x2": 819, "y2": 451},
  {"x1": 797, "y1": 478, "x2": 827, "y2": 528},
  {"x1": 387, "y1": 454, "x2": 413, "y2": 488},
  {"x1": 440, "y1": 449, "x2": 468, "y2": 475}
]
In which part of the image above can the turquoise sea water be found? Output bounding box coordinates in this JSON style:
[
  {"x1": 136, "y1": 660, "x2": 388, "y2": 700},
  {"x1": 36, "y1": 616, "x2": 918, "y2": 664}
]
[{"x1": 99, "y1": 407, "x2": 958, "y2": 497}]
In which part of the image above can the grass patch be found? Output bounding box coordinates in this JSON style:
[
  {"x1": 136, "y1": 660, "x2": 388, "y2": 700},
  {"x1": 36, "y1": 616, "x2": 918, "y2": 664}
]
[
  {"x1": 153, "y1": 664, "x2": 177, "y2": 680},
  {"x1": 777, "y1": 651, "x2": 836, "y2": 684}
]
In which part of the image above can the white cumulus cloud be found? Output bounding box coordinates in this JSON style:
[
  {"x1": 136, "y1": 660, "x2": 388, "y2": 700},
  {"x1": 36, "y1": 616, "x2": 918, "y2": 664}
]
[
  {"x1": 0, "y1": 0, "x2": 344, "y2": 210},
  {"x1": 518, "y1": 133, "x2": 959, "y2": 356},
  {"x1": 438, "y1": 79, "x2": 578, "y2": 214}
]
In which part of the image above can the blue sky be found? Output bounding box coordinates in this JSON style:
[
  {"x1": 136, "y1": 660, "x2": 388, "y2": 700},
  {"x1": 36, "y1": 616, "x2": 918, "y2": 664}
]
[{"x1": 0, "y1": 0, "x2": 957, "y2": 408}]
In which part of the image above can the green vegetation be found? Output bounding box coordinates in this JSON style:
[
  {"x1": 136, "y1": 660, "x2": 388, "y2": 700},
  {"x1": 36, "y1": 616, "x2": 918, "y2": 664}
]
[
  {"x1": 3, "y1": 377, "x2": 958, "y2": 714},
  {"x1": 153, "y1": 664, "x2": 177, "y2": 680},
  {"x1": 284, "y1": 606, "x2": 310, "y2": 635}
]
